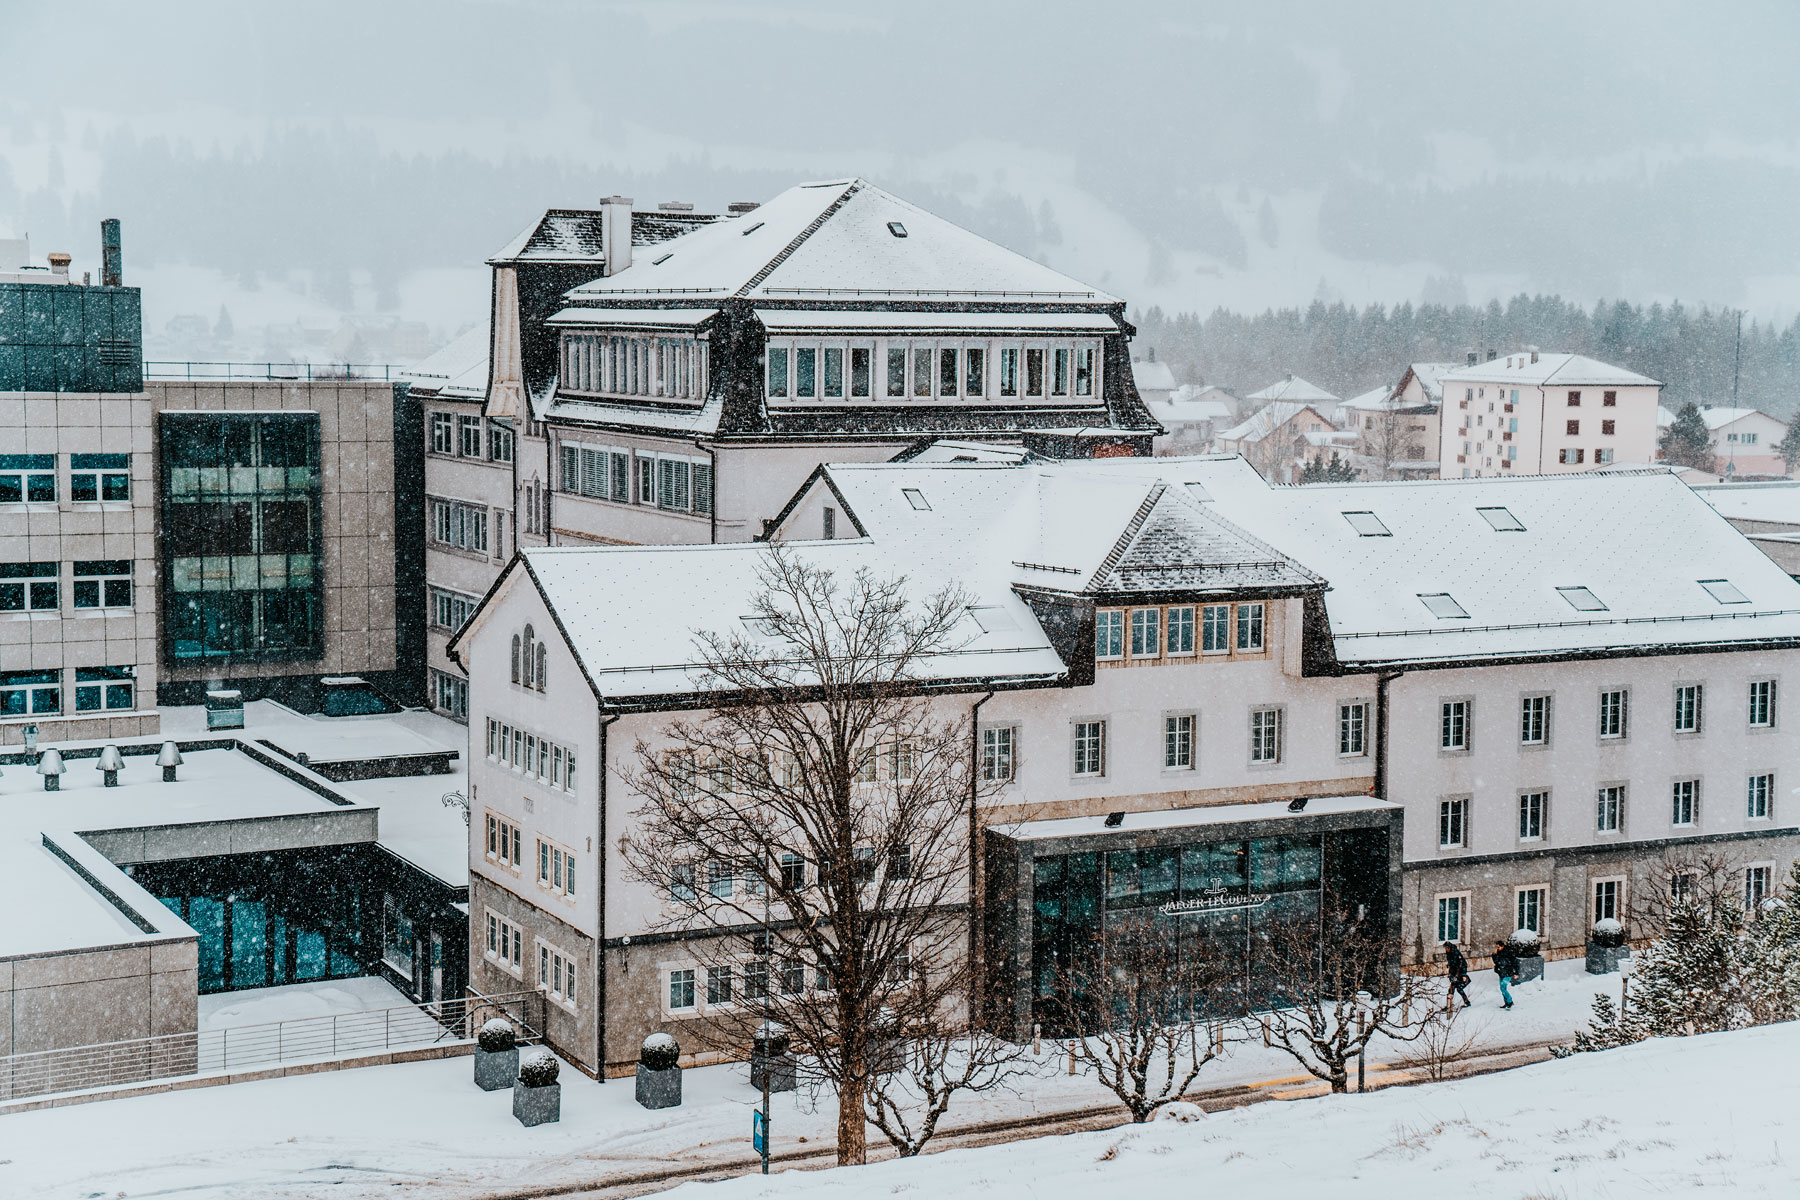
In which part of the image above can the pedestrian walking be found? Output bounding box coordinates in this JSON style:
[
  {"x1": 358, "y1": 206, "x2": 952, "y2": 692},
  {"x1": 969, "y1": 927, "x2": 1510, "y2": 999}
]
[
  {"x1": 1443, "y1": 941, "x2": 1472, "y2": 1007},
  {"x1": 1493, "y1": 941, "x2": 1519, "y2": 1009}
]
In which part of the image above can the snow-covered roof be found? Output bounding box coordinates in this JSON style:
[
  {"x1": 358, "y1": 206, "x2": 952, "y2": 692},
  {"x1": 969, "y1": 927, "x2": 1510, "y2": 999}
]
[
  {"x1": 1441, "y1": 353, "x2": 1660, "y2": 389},
  {"x1": 1130, "y1": 358, "x2": 1177, "y2": 392},
  {"x1": 1155, "y1": 395, "x2": 1232, "y2": 422},
  {"x1": 546, "y1": 307, "x2": 719, "y2": 329},
  {"x1": 543, "y1": 394, "x2": 724, "y2": 436},
  {"x1": 1216, "y1": 401, "x2": 1333, "y2": 444},
  {"x1": 755, "y1": 310, "x2": 1118, "y2": 334},
  {"x1": 1698, "y1": 406, "x2": 1778, "y2": 431},
  {"x1": 1657, "y1": 405, "x2": 1676, "y2": 428},
  {"x1": 1002, "y1": 794, "x2": 1400, "y2": 842},
  {"x1": 1694, "y1": 481, "x2": 1800, "y2": 526},
  {"x1": 1246, "y1": 375, "x2": 1338, "y2": 404},
  {"x1": 1397, "y1": 362, "x2": 1460, "y2": 405},
  {"x1": 402, "y1": 323, "x2": 489, "y2": 401},
  {"x1": 900, "y1": 440, "x2": 1034, "y2": 464},
  {"x1": 563, "y1": 179, "x2": 1115, "y2": 304},
  {"x1": 488, "y1": 207, "x2": 719, "y2": 265},
  {"x1": 1339, "y1": 384, "x2": 1397, "y2": 411}
]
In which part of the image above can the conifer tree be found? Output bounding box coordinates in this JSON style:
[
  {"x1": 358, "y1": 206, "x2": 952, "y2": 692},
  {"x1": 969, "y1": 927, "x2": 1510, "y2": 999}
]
[{"x1": 1658, "y1": 403, "x2": 1716, "y2": 470}]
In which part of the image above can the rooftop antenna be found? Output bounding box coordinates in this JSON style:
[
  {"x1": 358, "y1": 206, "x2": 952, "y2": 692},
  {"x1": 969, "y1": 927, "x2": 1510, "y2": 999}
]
[{"x1": 1733, "y1": 310, "x2": 1742, "y2": 404}]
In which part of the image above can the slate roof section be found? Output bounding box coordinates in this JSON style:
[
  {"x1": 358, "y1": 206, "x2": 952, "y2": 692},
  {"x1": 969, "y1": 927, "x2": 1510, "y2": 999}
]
[
  {"x1": 401, "y1": 323, "x2": 489, "y2": 401},
  {"x1": 489, "y1": 208, "x2": 720, "y2": 265},
  {"x1": 1087, "y1": 484, "x2": 1324, "y2": 595},
  {"x1": 1441, "y1": 352, "x2": 1660, "y2": 389}
]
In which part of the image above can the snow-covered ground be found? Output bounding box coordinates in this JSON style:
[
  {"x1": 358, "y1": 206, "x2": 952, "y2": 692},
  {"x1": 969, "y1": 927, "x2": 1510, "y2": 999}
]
[
  {"x1": 681, "y1": 1023, "x2": 1800, "y2": 1200},
  {"x1": 0, "y1": 959, "x2": 1633, "y2": 1199},
  {"x1": 199, "y1": 976, "x2": 423, "y2": 1031}
]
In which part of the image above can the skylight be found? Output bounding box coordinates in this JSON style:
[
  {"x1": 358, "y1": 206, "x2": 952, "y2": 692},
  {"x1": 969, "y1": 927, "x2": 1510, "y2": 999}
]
[
  {"x1": 967, "y1": 606, "x2": 1018, "y2": 633},
  {"x1": 887, "y1": 221, "x2": 908, "y2": 238},
  {"x1": 902, "y1": 488, "x2": 931, "y2": 511},
  {"x1": 1699, "y1": 579, "x2": 1749, "y2": 605},
  {"x1": 1184, "y1": 482, "x2": 1213, "y2": 503},
  {"x1": 1418, "y1": 593, "x2": 1470, "y2": 619},
  {"x1": 1342, "y1": 511, "x2": 1391, "y2": 537},
  {"x1": 742, "y1": 221, "x2": 765, "y2": 236},
  {"x1": 1477, "y1": 506, "x2": 1525, "y2": 531},
  {"x1": 652, "y1": 252, "x2": 673, "y2": 265},
  {"x1": 1556, "y1": 586, "x2": 1608, "y2": 612}
]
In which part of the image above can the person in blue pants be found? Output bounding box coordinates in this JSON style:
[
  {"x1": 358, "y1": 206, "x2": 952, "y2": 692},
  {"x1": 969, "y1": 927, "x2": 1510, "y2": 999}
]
[{"x1": 1492, "y1": 941, "x2": 1519, "y2": 1009}]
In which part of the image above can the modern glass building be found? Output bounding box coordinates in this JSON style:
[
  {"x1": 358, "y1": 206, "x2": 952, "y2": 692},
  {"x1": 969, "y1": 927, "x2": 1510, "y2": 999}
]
[
  {"x1": 159, "y1": 411, "x2": 323, "y2": 663},
  {"x1": 984, "y1": 797, "x2": 1404, "y2": 1038}
]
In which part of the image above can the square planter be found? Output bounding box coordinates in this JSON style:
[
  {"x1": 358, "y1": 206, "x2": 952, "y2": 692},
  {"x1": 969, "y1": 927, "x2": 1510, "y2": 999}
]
[
  {"x1": 513, "y1": 1080, "x2": 562, "y2": 1127},
  {"x1": 636, "y1": 1063, "x2": 683, "y2": 1109},
  {"x1": 475, "y1": 1046, "x2": 519, "y2": 1091},
  {"x1": 1514, "y1": 954, "x2": 1545, "y2": 983},
  {"x1": 750, "y1": 1049, "x2": 797, "y2": 1093},
  {"x1": 1586, "y1": 943, "x2": 1630, "y2": 975}
]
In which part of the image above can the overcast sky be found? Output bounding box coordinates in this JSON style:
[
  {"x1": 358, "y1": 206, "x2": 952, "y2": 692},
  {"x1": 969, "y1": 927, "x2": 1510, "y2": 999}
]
[{"x1": 5, "y1": 0, "x2": 1798, "y2": 354}]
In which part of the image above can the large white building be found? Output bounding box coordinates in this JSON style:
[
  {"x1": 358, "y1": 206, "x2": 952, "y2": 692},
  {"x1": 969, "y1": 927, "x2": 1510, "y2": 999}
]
[
  {"x1": 1439, "y1": 351, "x2": 1661, "y2": 477},
  {"x1": 449, "y1": 451, "x2": 1800, "y2": 1074}
]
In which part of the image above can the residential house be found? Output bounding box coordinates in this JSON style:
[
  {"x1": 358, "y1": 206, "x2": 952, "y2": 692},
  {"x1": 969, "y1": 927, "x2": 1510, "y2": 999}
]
[
  {"x1": 1129, "y1": 352, "x2": 1177, "y2": 407},
  {"x1": 1698, "y1": 407, "x2": 1789, "y2": 479},
  {"x1": 1439, "y1": 351, "x2": 1661, "y2": 478},
  {"x1": 1340, "y1": 382, "x2": 1439, "y2": 480},
  {"x1": 1150, "y1": 383, "x2": 1237, "y2": 456},
  {"x1": 1212, "y1": 401, "x2": 1336, "y2": 482},
  {"x1": 1246, "y1": 374, "x2": 1339, "y2": 422}
]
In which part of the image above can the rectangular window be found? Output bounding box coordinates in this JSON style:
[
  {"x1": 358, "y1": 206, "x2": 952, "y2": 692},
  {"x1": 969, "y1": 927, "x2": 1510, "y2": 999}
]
[
  {"x1": 0, "y1": 670, "x2": 60, "y2": 717},
  {"x1": 1558, "y1": 448, "x2": 1585, "y2": 464},
  {"x1": 886, "y1": 347, "x2": 907, "y2": 397},
  {"x1": 429, "y1": 586, "x2": 478, "y2": 632},
  {"x1": 912, "y1": 347, "x2": 932, "y2": 397},
  {"x1": 767, "y1": 345, "x2": 790, "y2": 397},
  {"x1": 1516, "y1": 887, "x2": 1546, "y2": 935},
  {"x1": 1094, "y1": 609, "x2": 1124, "y2": 659},
  {"x1": 431, "y1": 670, "x2": 468, "y2": 719},
  {"x1": 1235, "y1": 602, "x2": 1265, "y2": 651},
  {"x1": 1130, "y1": 608, "x2": 1160, "y2": 657},
  {"x1": 1674, "y1": 683, "x2": 1703, "y2": 733},
  {"x1": 708, "y1": 964, "x2": 735, "y2": 1006},
  {"x1": 1598, "y1": 689, "x2": 1627, "y2": 739},
  {"x1": 458, "y1": 415, "x2": 482, "y2": 458},
  {"x1": 430, "y1": 499, "x2": 489, "y2": 553},
  {"x1": 822, "y1": 347, "x2": 844, "y2": 397},
  {"x1": 1164, "y1": 713, "x2": 1195, "y2": 770},
  {"x1": 1166, "y1": 606, "x2": 1195, "y2": 654},
  {"x1": 0, "y1": 454, "x2": 56, "y2": 503},
  {"x1": 669, "y1": 968, "x2": 696, "y2": 1011},
  {"x1": 1053, "y1": 348, "x2": 1071, "y2": 395},
  {"x1": 1596, "y1": 785, "x2": 1624, "y2": 833},
  {"x1": 69, "y1": 452, "x2": 130, "y2": 502},
  {"x1": 1075, "y1": 346, "x2": 1095, "y2": 395},
  {"x1": 939, "y1": 347, "x2": 959, "y2": 396},
  {"x1": 1519, "y1": 694, "x2": 1550, "y2": 745},
  {"x1": 1567, "y1": 391, "x2": 1582, "y2": 407},
  {"x1": 1671, "y1": 778, "x2": 1699, "y2": 827},
  {"x1": 1518, "y1": 791, "x2": 1546, "y2": 841},
  {"x1": 1746, "y1": 866, "x2": 1773, "y2": 913},
  {"x1": 1440, "y1": 699, "x2": 1471, "y2": 751},
  {"x1": 1072, "y1": 720, "x2": 1106, "y2": 777},
  {"x1": 1593, "y1": 878, "x2": 1621, "y2": 923},
  {"x1": 999, "y1": 347, "x2": 1019, "y2": 396},
  {"x1": 1338, "y1": 701, "x2": 1368, "y2": 756},
  {"x1": 1201, "y1": 604, "x2": 1230, "y2": 653},
  {"x1": 429, "y1": 413, "x2": 454, "y2": 455},
  {"x1": 780, "y1": 853, "x2": 806, "y2": 892},
  {"x1": 1436, "y1": 894, "x2": 1465, "y2": 944},
  {"x1": 708, "y1": 859, "x2": 733, "y2": 899},
  {"x1": 1438, "y1": 797, "x2": 1468, "y2": 848},
  {"x1": 850, "y1": 346, "x2": 872, "y2": 398},
  {"x1": 73, "y1": 665, "x2": 135, "y2": 712},
  {"x1": 1250, "y1": 707, "x2": 1282, "y2": 764},
  {"x1": 1025, "y1": 348, "x2": 1045, "y2": 396},
  {"x1": 1747, "y1": 772, "x2": 1773, "y2": 820},
  {"x1": 964, "y1": 347, "x2": 985, "y2": 396},
  {"x1": 1603, "y1": 390, "x2": 1617, "y2": 407},
  {"x1": 488, "y1": 423, "x2": 514, "y2": 463},
  {"x1": 1601, "y1": 419, "x2": 1616, "y2": 436},
  {"x1": 1566, "y1": 419, "x2": 1580, "y2": 436},
  {"x1": 1749, "y1": 679, "x2": 1776, "y2": 728},
  {"x1": 980, "y1": 726, "x2": 1015, "y2": 782},
  {"x1": 794, "y1": 346, "x2": 817, "y2": 398},
  {"x1": 0, "y1": 562, "x2": 59, "y2": 612}
]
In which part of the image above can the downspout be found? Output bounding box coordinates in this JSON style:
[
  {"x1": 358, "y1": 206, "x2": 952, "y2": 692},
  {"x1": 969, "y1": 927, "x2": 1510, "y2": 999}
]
[
  {"x1": 594, "y1": 711, "x2": 620, "y2": 1079},
  {"x1": 1373, "y1": 670, "x2": 1405, "y2": 800},
  {"x1": 1536, "y1": 385, "x2": 1548, "y2": 473},
  {"x1": 692, "y1": 438, "x2": 717, "y2": 543},
  {"x1": 967, "y1": 691, "x2": 995, "y2": 1025}
]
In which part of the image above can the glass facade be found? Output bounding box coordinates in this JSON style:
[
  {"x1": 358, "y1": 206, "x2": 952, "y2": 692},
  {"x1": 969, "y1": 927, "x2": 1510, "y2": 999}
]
[
  {"x1": 160, "y1": 412, "x2": 323, "y2": 662},
  {"x1": 1021, "y1": 827, "x2": 1389, "y2": 1035}
]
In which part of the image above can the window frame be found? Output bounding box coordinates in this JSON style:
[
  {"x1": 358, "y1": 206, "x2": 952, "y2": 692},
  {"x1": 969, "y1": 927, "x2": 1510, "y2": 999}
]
[
  {"x1": 1234, "y1": 602, "x2": 1266, "y2": 652},
  {"x1": 1596, "y1": 782, "x2": 1626, "y2": 835},
  {"x1": 1747, "y1": 678, "x2": 1777, "y2": 730},
  {"x1": 1592, "y1": 876, "x2": 1625, "y2": 924},
  {"x1": 1597, "y1": 688, "x2": 1629, "y2": 741},
  {"x1": 1248, "y1": 705, "x2": 1283, "y2": 766},
  {"x1": 1337, "y1": 699, "x2": 1369, "y2": 757},
  {"x1": 1163, "y1": 711, "x2": 1196, "y2": 772},
  {"x1": 1673, "y1": 682, "x2": 1704, "y2": 735},
  {"x1": 1435, "y1": 892, "x2": 1470, "y2": 945},
  {"x1": 1166, "y1": 605, "x2": 1196, "y2": 656},
  {"x1": 1437, "y1": 796, "x2": 1469, "y2": 850},
  {"x1": 1517, "y1": 790, "x2": 1547, "y2": 843},
  {"x1": 1439, "y1": 697, "x2": 1473, "y2": 754},
  {"x1": 1129, "y1": 607, "x2": 1161, "y2": 659},
  {"x1": 1094, "y1": 609, "x2": 1124, "y2": 661},
  {"x1": 1071, "y1": 718, "x2": 1107, "y2": 778},
  {"x1": 1519, "y1": 693, "x2": 1551, "y2": 747},
  {"x1": 980, "y1": 725, "x2": 1016, "y2": 783},
  {"x1": 1746, "y1": 771, "x2": 1774, "y2": 821},
  {"x1": 1514, "y1": 885, "x2": 1547, "y2": 937},
  {"x1": 1670, "y1": 777, "x2": 1700, "y2": 828}
]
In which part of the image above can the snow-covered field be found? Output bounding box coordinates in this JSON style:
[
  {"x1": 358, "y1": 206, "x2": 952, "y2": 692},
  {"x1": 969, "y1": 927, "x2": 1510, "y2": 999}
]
[
  {"x1": 679, "y1": 1023, "x2": 1800, "y2": 1200},
  {"x1": 0, "y1": 960, "x2": 1640, "y2": 1199}
]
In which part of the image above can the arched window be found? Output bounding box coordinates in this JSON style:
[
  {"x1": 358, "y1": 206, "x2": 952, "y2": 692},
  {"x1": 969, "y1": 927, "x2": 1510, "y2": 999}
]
[
  {"x1": 522, "y1": 624, "x2": 536, "y2": 688},
  {"x1": 535, "y1": 644, "x2": 548, "y2": 691},
  {"x1": 510, "y1": 634, "x2": 521, "y2": 684}
]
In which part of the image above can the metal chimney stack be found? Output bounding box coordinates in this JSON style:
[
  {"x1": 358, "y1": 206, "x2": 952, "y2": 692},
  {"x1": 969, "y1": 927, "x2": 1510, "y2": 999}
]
[{"x1": 101, "y1": 218, "x2": 122, "y2": 287}]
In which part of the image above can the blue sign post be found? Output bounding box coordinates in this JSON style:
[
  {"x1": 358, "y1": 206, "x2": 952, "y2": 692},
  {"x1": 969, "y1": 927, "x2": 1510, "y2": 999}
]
[{"x1": 753, "y1": 1109, "x2": 766, "y2": 1155}]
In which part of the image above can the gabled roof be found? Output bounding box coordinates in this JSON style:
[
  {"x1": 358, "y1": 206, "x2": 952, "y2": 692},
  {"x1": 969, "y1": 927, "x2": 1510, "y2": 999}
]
[
  {"x1": 489, "y1": 208, "x2": 719, "y2": 265},
  {"x1": 1087, "y1": 483, "x2": 1323, "y2": 595},
  {"x1": 1441, "y1": 352, "x2": 1660, "y2": 389},
  {"x1": 1340, "y1": 385, "x2": 1396, "y2": 411},
  {"x1": 1396, "y1": 362, "x2": 1460, "y2": 405},
  {"x1": 563, "y1": 179, "x2": 1115, "y2": 304},
  {"x1": 1216, "y1": 401, "x2": 1334, "y2": 444},
  {"x1": 1131, "y1": 359, "x2": 1177, "y2": 392},
  {"x1": 1246, "y1": 375, "x2": 1339, "y2": 404},
  {"x1": 402, "y1": 323, "x2": 489, "y2": 401},
  {"x1": 1699, "y1": 406, "x2": 1778, "y2": 431}
]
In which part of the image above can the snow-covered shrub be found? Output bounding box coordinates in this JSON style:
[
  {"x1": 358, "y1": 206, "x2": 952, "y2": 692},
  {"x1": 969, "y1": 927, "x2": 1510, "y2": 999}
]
[
  {"x1": 641, "y1": 1032, "x2": 680, "y2": 1071},
  {"x1": 479, "y1": 1018, "x2": 517, "y2": 1053},
  {"x1": 1153, "y1": 1101, "x2": 1206, "y2": 1123},
  {"x1": 1590, "y1": 918, "x2": 1626, "y2": 948},
  {"x1": 1506, "y1": 928, "x2": 1542, "y2": 956},
  {"x1": 518, "y1": 1049, "x2": 559, "y2": 1088}
]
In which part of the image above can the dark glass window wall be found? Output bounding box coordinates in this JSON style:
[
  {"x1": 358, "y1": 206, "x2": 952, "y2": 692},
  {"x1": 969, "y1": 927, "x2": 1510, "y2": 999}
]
[{"x1": 160, "y1": 412, "x2": 323, "y2": 662}]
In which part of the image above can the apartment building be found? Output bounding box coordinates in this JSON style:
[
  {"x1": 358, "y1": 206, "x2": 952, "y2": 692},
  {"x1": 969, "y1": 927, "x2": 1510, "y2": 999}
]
[{"x1": 1440, "y1": 351, "x2": 1661, "y2": 477}]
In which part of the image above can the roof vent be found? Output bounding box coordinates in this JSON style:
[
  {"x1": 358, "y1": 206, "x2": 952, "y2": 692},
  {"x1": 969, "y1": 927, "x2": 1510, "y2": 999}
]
[
  {"x1": 1487, "y1": 349, "x2": 1498, "y2": 361},
  {"x1": 657, "y1": 201, "x2": 694, "y2": 212},
  {"x1": 47, "y1": 252, "x2": 71, "y2": 279},
  {"x1": 741, "y1": 222, "x2": 765, "y2": 237},
  {"x1": 1103, "y1": 812, "x2": 1125, "y2": 828},
  {"x1": 727, "y1": 201, "x2": 761, "y2": 215},
  {"x1": 1529, "y1": 345, "x2": 1540, "y2": 364},
  {"x1": 887, "y1": 221, "x2": 908, "y2": 238},
  {"x1": 1467, "y1": 352, "x2": 1478, "y2": 366},
  {"x1": 1286, "y1": 798, "x2": 1308, "y2": 813},
  {"x1": 652, "y1": 252, "x2": 673, "y2": 265}
]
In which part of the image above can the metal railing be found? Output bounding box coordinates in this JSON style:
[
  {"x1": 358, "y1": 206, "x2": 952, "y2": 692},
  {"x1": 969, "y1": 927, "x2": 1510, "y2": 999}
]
[
  {"x1": 0, "y1": 989, "x2": 543, "y2": 1105},
  {"x1": 144, "y1": 361, "x2": 406, "y2": 382}
]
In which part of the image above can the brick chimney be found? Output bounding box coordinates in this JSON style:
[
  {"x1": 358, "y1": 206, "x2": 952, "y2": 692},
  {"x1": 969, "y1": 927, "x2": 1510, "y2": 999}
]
[
  {"x1": 47, "y1": 252, "x2": 71, "y2": 280},
  {"x1": 600, "y1": 196, "x2": 634, "y2": 277}
]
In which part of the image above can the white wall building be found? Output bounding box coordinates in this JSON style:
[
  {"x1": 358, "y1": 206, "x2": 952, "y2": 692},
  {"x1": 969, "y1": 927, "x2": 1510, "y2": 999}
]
[{"x1": 1439, "y1": 351, "x2": 1661, "y2": 477}]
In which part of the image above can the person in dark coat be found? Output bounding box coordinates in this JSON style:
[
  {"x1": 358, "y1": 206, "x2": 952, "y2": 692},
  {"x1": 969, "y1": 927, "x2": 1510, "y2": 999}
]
[
  {"x1": 1443, "y1": 941, "x2": 1472, "y2": 1007},
  {"x1": 1493, "y1": 941, "x2": 1519, "y2": 1009}
]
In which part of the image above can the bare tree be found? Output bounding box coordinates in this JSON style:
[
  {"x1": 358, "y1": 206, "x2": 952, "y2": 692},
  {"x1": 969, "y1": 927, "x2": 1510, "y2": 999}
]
[
  {"x1": 1048, "y1": 920, "x2": 1236, "y2": 1122},
  {"x1": 1360, "y1": 400, "x2": 1424, "y2": 481},
  {"x1": 1256, "y1": 892, "x2": 1438, "y2": 1094},
  {"x1": 863, "y1": 989, "x2": 1038, "y2": 1156},
  {"x1": 1394, "y1": 1001, "x2": 1486, "y2": 1082},
  {"x1": 620, "y1": 546, "x2": 983, "y2": 1167}
]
